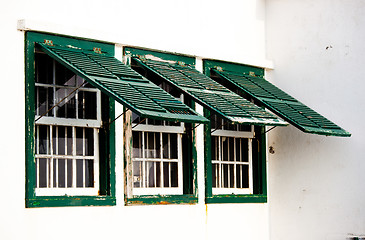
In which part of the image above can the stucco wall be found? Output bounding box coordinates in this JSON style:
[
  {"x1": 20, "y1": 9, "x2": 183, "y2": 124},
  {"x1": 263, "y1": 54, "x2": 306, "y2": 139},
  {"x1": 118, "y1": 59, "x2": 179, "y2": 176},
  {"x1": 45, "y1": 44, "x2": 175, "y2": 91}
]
[
  {"x1": 266, "y1": 1, "x2": 365, "y2": 239},
  {"x1": 0, "y1": 1, "x2": 271, "y2": 240}
]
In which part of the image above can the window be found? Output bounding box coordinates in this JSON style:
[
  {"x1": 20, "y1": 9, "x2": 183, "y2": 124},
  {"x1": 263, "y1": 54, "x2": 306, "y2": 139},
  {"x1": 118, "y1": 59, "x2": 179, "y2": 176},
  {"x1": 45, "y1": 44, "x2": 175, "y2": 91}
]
[
  {"x1": 203, "y1": 60, "x2": 269, "y2": 203},
  {"x1": 132, "y1": 117, "x2": 184, "y2": 195},
  {"x1": 210, "y1": 114, "x2": 254, "y2": 195},
  {"x1": 124, "y1": 49, "x2": 199, "y2": 205},
  {"x1": 25, "y1": 32, "x2": 116, "y2": 207},
  {"x1": 34, "y1": 52, "x2": 101, "y2": 196}
]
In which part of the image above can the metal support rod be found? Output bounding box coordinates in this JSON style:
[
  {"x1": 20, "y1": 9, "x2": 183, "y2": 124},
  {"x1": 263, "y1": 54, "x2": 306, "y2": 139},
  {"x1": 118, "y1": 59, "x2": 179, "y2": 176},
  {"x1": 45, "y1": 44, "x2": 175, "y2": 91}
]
[
  {"x1": 191, "y1": 122, "x2": 202, "y2": 131},
  {"x1": 132, "y1": 118, "x2": 146, "y2": 129},
  {"x1": 109, "y1": 108, "x2": 129, "y2": 125},
  {"x1": 265, "y1": 126, "x2": 277, "y2": 134},
  {"x1": 35, "y1": 80, "x2": 87, "y2": 122}
]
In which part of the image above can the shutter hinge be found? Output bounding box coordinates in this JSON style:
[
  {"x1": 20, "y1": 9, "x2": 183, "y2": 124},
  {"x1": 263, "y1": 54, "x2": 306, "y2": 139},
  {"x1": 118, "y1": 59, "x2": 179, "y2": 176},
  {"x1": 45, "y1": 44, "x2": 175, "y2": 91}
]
[
  {"x1": 93, "y1": 47, "x2": 102, "y2": 54},
  {"x1": 249, "y1": 71, "x2": 256, "y2": 76},
  {"x1": 44, "y1": 40, "x2": 53, "y2": 46}
]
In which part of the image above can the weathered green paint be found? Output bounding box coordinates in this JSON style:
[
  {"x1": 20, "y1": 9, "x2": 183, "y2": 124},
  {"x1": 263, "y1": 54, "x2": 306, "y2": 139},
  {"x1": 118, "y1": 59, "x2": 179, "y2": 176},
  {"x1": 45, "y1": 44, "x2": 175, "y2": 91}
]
[
  {"x1": 133, "y1": 57, "x2": 285, "y2": 127},
  {"x1": 203, "y1": 59, "x2": 264, "y2": 78},
  {"x1": 25, "y1": 31, "x2": 116, "y2": 208},
  {"x1": 38, "y1": 43, "x2": 207, "y2": 124},
  {"x1": 126, "y1": 195, "x2": 198, "y2": 205},
  {"x1": 209, "y1": 62, "x2": 351, "y2": 137},
  {"x1": 206, "y1": 195, "x2": 267, "y2": 204},
  {"x1": 124, "y1": 47, "x2": 195, "y2": 66},
  {"x1": 26, "y1": 196, "x2": 116, "y2": 208}
]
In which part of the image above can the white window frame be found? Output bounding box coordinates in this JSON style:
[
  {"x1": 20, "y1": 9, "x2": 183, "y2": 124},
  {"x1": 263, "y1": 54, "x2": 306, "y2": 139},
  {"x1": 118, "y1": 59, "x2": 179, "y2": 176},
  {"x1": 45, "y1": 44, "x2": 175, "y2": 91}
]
[
  {"x1": 34, "y1": 55, "x2": 101, "y2": 196},
  {"x1": 131, "y1": 123, "x2": 184, "y2": 196},
  {"x1": 211, "y1": 125, "x2": 254, "y2": 195}
]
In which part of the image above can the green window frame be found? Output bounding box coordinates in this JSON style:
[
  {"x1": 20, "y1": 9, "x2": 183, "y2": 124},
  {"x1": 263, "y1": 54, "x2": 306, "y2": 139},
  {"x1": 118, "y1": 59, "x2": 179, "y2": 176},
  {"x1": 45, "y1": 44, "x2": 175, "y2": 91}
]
[
  {"x1": 203, "y1": 60, "x2": 268, "y2": 203},
  {"x1": 25, "y1": 32, "x2": 116, "y2": 207},
  {"x1": 123, "y1": 48, "x2": 200, "y2": 205}
]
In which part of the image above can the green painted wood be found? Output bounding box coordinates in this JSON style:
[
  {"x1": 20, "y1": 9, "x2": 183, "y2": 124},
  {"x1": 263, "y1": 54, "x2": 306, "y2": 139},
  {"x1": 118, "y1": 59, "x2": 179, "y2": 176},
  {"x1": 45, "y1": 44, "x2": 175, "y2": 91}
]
[
  {"x1": 205, "y1": 195, "x2": 267, "y2": 204},
  {"x1": 26, "y1": 196, "x2": 116, "y2": 208},
  {"x1": 125, "y1": 195, "x2": 198, "y2": 205},
  {"x1": 38, "y1": 43, "x2": 207, "y2": 124},
  {"x1": 133, "y1": 57, "x2": 287, "y2": 126},
  {"x1": 213, "y1": 69, "x2": 351, "y2": 137},
  {"x1": 25, "y1": 32, "x2": 117, "y2": 208}
]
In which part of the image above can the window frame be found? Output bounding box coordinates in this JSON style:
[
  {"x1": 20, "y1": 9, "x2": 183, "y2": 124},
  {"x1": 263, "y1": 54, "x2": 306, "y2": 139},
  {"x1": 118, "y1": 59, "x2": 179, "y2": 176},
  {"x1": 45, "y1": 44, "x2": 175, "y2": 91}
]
[
  {"x1": 123, "y1": 48, "x2": 199, "y2": 205},
  {"x1": 210, "y1": 123, "x2": 254, "y2": 195},
  {"x1": 203, "y1": 60, "x2": 268, "y2": 204},
  {"x1": 25, "y1": 31, "x2": 116, "y2": 208}
]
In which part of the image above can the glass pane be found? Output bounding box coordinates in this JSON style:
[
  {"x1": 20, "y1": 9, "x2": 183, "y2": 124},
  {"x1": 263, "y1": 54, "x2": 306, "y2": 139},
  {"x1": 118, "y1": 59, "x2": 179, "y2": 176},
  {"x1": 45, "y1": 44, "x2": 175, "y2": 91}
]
[
  {"x1": 236, "y1": 165, "x2": 241, "y2": 188},
  {"x1": 171, "y1": 162, "x2": 178, "y2": 187},
  {"x1": 55, "y1": 61, "x2": 76, "y2": 86},
  {"x1": 228, "y1": 137, "x2": 234, "y2": 161},
  {"x1": 163, "y1": 162, "x2": 169, "y2": 187},
  {"x1": 38, "y1": 158, "x2": 47, "y2": 188},
  {"x1": 235, "y1": 138, "x2": 241, "y2": 162},
  {"x1": 76, "y1": 159, "x2": 83, "y2": 187},
  {"x1": 211, "y1": 136, "x2": 217, "y2": 160},
  {"x1": 67, "y1": 159, "x2": 73, "y2": 188},
  {"x1": 58, "y1": 126, "x2": 65, "y2": 155},
  {"x1": 156, "y1": 162, "x2": 161, "y2": 187},
  {"x1": 85, "y1": 160, "x2": 94, "y2": 187},
  {"x1": 155, "y1": 133, "x2": 161, "y2": 159},
  {"x1": 55, "y1": 87, "x2": 76, "y2": 118},
  {"x1": 132, "y1": 112, "x2": 142, "y2": 124},
  {"x1": 76, "y1": 127, "x2": 83, "y2": 156},
  {"x1": 146, "y1": 161, "x2": 155, "y2": 187},
  {"x1": 58, "y1": 159, "x2": 65, "y2": 188},
  {"x1": 149, "y1": 119, "x2": 163, "y2": 126},
  {"x1": 36, "y1": 86, "x2": 54, "y2": 117},
  {"x1": 223, "y1": 164, "x2": 228, "y2": 188},
  {"x1": 35, "y1": 53, "x2": 53, "y2": 84},
  {"x1": 229, "y1": 164, "x2": 234, "y2": 188},
  {"x1": 85, "y1": 128, "x2": 94, "y2": 156},
  {"x1": 67, "y1": 127, "x2": 73, "y2": 155},
  {"x1": 38, "y1": 125, "x2": 49, "y2": 154},
  {"x1": 170, "y1": 133, "x2": 177, "y2": 159},
  {"x1": 78, "y1": 91, "x2": 97, "y2": 120},
  {"x1": 133, "y1": 161, "x2": 142, "y2": 188},
  {"x1": 165, "y1": 120, "x2": 180, "y2": 126},
  {"x1": 146, "y1": 132, "x2": 156, "y2": 158},
  {"x1": 162, "y1": 133, "x2": 169, "y2": 159},
  {"x1": 239, "y1": 124, "x2": 251, "y2": 132},
  {"x1": 241, "y1": 139, "x2": 249, "y2": 162},
  {"x1": 53, "y1": 159, "x2": 57, "y2": 187},
  {"x1": 132, "y1": 131, "x2": 142, "y2": 158},
  {"x1": 222, "y1": 137, "x2": 228, "y2": 161},
  {"x1": 241, "y1": 165, "x2": 249, "y2": 188}
]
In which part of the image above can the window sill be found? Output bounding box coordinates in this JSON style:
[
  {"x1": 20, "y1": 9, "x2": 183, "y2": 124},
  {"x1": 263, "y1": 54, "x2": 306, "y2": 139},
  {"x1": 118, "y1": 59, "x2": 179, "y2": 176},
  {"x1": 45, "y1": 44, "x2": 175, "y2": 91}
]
[
  {"x1": 205, "y1": 194, "x2": 267, "y2": 204},
  {"x1": 125, "y1": 194, "x2": 198, "y2": 205},
  {"x1": 26, "y1": 196, "x2": 116, "y2": 208}
]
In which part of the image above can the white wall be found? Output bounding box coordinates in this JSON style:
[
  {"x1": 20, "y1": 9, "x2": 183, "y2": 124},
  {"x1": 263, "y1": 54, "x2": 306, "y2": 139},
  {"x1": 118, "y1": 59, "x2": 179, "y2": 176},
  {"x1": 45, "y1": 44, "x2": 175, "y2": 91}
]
[
  {"x1": 266, "y1": 1, "x2": 365, "y2": 239},
  {"x1": 0, "y1": 1, "x2": 271, "y2": 240}
]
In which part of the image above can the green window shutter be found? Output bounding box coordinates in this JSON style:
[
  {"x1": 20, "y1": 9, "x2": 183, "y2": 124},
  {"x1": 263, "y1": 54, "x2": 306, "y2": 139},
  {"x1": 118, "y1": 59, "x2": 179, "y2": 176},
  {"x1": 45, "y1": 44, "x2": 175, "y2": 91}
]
[
  {"x1": 133, "y1": 58, "x2": 287, "y2": 126},
  {"x1": 212, "y1": 69, "x2": 351, "y2": 137},
  {"x1": 37, "y1": 43, "x2": 207, "y2": 124}
]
